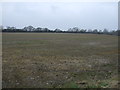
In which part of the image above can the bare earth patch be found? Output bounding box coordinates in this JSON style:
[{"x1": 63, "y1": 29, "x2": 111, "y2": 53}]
[{"x1": 2, "y1": 33, "x2": 118, "y2": 88}]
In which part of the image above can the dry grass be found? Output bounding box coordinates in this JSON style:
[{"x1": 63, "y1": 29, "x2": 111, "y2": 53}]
[
  {"x1": 2, "y1": 33, "x2": 119, "y2": 88},
  {"x1": 0, "y1": 33, "x2": 2, "y2": 89}
]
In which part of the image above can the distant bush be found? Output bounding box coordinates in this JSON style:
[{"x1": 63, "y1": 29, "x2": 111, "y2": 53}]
[{"x1": 2, "y1": 26, "x2": 119, "y2": 36}]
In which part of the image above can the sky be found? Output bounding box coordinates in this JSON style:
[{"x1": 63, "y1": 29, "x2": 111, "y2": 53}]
[{"x1": 1, "y1": 1, "x2": 118, "y2": 31}]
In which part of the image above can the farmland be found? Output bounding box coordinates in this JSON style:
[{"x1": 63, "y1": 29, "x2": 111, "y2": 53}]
[{"x1": 2, "y1": 33, "x2": 118, "y2": 88}]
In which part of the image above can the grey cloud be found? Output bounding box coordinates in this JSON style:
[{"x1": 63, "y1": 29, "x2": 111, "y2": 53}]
[{"x1": 2, "y1": 2, "x2": 118, "y2": 30}]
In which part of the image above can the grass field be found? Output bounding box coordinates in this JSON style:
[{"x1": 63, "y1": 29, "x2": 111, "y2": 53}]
[{"x1": 2, "y1": 33, "x2": 119, "y2": 88}]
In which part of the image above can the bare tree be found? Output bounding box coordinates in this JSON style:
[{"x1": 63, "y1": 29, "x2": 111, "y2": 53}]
[
  {"x1": 23, "y1": 26, "x2": 35, "y2": 31},
  {"x1": 54, "y1": 28, "x2": 62, "y2": 32},
  {"x1": 80, "y1": 29, "x2": 86, "y2": 33},
  {"x1": 103, "y1": 28, "x2": 109, "y2": 34},
  {"x1": 88, "y1": 29, "x2": 93, "y2": 33},
  {"x1": 72, "y1": 27, "x2": 80, "y2": 32},
  {"x1": 35, "y1": 27, "x2": 42, "y2": 32},
  {"x1": 93, "y1": 29, "x2": 98, "y2": 34}
]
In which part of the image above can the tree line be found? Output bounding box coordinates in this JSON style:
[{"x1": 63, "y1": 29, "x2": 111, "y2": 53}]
[{"x1": 1, "y1": 25, "x2": 120, "y2": 36}]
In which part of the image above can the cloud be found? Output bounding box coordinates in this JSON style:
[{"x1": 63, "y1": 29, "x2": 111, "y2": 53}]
[{"x1": 2, "y1": 2, "x2": 118, "y2": 30}]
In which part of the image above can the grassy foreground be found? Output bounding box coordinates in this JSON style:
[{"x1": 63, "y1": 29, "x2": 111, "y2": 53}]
[{"x1": 2, "y1": 33, "x2": 119, "y2": 88}]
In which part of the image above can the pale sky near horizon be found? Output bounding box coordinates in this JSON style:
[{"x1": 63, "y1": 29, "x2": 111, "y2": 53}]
[{"x1": 1, "y1": 1, "x2": 118, "y2": 30}]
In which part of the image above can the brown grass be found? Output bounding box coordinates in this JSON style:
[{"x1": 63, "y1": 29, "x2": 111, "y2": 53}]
[{"x1": 2, "y1": 33, "x2": 119, "y2": 88}]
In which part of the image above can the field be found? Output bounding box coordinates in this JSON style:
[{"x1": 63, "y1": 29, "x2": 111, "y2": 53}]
[
  {"x1": 0, "y1": 33, "x2": 2, "y2": 89},
  {"x1": 2, "y1": 33, "x2": 119, "y2": 88}
]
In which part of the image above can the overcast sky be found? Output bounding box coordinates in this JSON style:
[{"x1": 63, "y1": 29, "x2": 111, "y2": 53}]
[{"x1": 1, "y1": 2, "x2": 118, "y2": 30}]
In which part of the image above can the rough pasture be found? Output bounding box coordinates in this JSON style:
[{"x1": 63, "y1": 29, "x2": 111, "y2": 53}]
[{"x1": 2, "y1": 33, "x2": 118, "y2": 88}]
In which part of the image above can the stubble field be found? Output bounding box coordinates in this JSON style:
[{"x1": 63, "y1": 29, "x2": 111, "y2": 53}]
[{"x1": 2, "y1": 33, "x2": 119, "y2": 88}]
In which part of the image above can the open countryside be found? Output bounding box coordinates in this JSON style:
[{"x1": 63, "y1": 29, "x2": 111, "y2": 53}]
[{"x1": 2, "y1": 33, "x2": 119, "y2": 88}]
